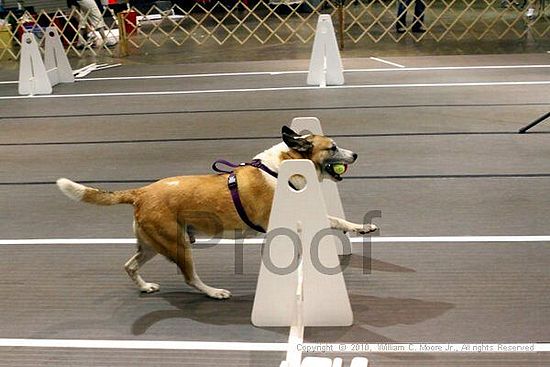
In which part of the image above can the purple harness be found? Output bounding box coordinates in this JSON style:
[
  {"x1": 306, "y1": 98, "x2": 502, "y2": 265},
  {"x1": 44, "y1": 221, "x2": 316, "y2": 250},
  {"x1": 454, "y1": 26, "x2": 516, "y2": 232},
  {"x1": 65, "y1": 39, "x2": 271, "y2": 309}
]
[{"x1": 212, "y1": 159, "x2": 280, "y2": 233}]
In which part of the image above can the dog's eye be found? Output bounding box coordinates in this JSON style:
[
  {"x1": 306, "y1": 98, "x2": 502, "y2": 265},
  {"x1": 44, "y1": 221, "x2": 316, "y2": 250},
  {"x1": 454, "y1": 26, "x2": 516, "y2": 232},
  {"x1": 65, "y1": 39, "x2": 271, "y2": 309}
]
[{"x1": 330, "y1": 145, "x2": 337, "y2": 151}]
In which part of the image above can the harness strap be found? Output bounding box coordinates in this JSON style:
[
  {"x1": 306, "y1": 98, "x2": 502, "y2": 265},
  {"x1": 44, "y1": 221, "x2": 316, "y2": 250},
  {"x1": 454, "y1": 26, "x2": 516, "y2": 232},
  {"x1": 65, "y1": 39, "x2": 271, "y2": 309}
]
[
  {"x1": 212, "y1": 159, "x2": 241, "y2": 174},
  {"x1": 212, "y1": 158, "x2": 297, "y2": 233},
  {"x1": 212, "y1": 159, "x2": 278, "y2": 177},
  {"x1": 228, "y1": 172, "x2": 266, "y2": 233}
]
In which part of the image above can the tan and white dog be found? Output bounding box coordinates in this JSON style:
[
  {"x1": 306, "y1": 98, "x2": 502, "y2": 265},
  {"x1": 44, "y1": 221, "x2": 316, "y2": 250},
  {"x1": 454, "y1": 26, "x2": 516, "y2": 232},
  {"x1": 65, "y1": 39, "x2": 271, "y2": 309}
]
[{"x1": 57, "y1": 126, "x2": 377, "y2": 299}]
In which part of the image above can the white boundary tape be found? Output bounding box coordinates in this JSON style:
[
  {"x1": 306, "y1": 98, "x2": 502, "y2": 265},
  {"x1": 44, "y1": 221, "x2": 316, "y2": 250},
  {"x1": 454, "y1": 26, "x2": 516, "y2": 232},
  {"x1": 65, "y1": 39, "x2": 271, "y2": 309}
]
[
  {"x1": 0, "y1": 339, "x2": 547, "y2": 353},
  {"x1": 2, "y1": 80, "x2": 550, "y2": 101},
  {"x1": 1, "y1": 236, "x2": 549, "y2": 246},
  {"x1": 3, "y1": 64, "x2": 550, "y2": 85},
  {"x1": 0, "y1": 338, "x2": 286, "y2": 351}
]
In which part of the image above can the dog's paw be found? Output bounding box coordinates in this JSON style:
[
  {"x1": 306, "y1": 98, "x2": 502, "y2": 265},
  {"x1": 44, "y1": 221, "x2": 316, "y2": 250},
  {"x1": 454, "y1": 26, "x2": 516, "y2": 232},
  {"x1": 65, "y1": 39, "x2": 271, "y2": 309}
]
[
  {"x1": 140, "y1": 282, "x2": 160, "y2": 293},
  {"x1": 354, "y1": 223, "x2": 378, "y2": 235},
  {"x1": 207, "y1": 288, "x2": 232, "y2": 300}
]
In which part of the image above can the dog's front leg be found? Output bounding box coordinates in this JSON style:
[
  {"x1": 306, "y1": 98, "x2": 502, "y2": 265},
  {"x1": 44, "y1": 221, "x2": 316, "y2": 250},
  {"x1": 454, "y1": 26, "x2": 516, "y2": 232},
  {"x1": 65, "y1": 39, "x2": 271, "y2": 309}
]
[{"x1": 328, "y1": 215, "x2": 378, "y2": 235}]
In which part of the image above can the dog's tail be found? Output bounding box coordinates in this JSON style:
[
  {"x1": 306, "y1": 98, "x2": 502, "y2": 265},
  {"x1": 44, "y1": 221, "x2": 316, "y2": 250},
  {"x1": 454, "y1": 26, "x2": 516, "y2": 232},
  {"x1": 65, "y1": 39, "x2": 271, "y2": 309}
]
[{"x1": 56, "y1": 178, "x2": 137, "y2": 206}]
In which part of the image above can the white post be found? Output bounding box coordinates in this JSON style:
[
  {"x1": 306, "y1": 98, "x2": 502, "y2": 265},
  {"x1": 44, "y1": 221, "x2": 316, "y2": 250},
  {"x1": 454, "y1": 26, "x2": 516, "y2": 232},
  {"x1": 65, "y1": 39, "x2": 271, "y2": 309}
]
[
  {"x1": 44, "y1": 27, "x2": 74, "y2": 86},
  {"x1": 251, "y1": 160, "x2": 353, "y2": 327},
  {"x1": 290, "y1": 117, "x2": 351, "y2": 256},
  {"x1": 18, "y1": 32, "x2": 52, "y2": 95},
  {"x1": 307, "y1": 15, "x2": 344, "y2": 87}
]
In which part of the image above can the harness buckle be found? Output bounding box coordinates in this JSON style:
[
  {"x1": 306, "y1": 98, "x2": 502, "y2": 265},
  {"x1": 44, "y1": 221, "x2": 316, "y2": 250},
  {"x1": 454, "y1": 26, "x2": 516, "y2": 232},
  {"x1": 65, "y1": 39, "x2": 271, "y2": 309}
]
[{"x1": 228, "y1": 174, "x2": 237, "y2": 189}]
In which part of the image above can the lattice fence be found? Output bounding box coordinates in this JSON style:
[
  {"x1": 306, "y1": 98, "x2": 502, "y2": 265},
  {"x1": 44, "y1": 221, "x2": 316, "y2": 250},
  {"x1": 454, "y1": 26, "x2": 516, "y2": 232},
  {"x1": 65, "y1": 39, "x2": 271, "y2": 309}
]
[{"x1": 1, "y1": 0, "x2": 548, "y2": 60}]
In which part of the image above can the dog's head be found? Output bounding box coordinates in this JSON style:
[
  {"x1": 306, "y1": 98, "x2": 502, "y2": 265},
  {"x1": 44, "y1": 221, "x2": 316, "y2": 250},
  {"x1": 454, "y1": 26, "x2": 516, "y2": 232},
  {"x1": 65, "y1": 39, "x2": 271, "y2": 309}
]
[{"x1": 281, "y1": 125, "x2": 357, "y2": 182}]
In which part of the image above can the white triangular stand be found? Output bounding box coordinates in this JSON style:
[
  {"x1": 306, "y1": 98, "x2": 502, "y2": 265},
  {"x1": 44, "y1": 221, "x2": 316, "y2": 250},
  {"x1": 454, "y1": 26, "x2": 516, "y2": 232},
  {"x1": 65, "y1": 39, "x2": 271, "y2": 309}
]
[
  {"x1": 307, "y1": 15, "x2": 344, "y2": 87},
  {"x1": 19, "y1": 27, "x2": 73, "y2": 95},
  {"x1": 44, "y1": 27, "x2": 74, "y2": 86},
  {"x1": 252, "y1": 160, "x2": 353, "y2": 327},
  {"x1": 19, "y1": 32, "x2": 51, "y2": 95},
  {"x1": 291, "y1": 117, "x2": 350, "y2": 255}
]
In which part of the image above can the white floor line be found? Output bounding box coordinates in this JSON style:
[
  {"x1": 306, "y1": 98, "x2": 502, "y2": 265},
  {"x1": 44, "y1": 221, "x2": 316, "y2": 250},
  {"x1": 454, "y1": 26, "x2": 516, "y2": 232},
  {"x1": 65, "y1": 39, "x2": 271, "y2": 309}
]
[
  {"x1": 81, "y1": 70, "x2": 306, "y2": 82},
  {"x1": 3, "y1": 64, "x2": 550, "y2": 85},
  {"x1": 346, "y1": 64, "x2": 550, "y2": 73},
  {"x1": 1, "y1": 235, "x2": 549, "y2": 246},
  {"x1": 0, "y1": 338, "x2": 287, "y2": 351},
  {"x1": 366, "y1": 235, "x2": 550, "y2": 243},
  {"x1": 79, "y1": 64, "x2": 550, "y2": 82},
  {"x1": 0, "y1": 339, "x2": 548, "y2": 353},
  {"x1": 2, "y1": 80, "x2": 550, "y2": 100},
  {"x1": 369, "y1": 57, "x2": 405, "y2": 68}
]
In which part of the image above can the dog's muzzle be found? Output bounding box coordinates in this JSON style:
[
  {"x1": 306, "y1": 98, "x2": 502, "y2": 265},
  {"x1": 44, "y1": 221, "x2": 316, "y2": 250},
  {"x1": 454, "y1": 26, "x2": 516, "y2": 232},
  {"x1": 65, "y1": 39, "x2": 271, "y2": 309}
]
[
  {"x1": 324, "y1": 151, "x2": 357, "y2": 181},
  {"x1": 324, "y1": 163, "x2": 348, "y2": 181}
]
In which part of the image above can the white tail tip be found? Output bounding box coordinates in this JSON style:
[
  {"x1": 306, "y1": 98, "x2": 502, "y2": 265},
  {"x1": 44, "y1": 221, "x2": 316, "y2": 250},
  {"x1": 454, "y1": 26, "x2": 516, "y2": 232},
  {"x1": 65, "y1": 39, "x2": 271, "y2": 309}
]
[{"x1": 56, "y1": 178, "x2": 86, "y2": 201}]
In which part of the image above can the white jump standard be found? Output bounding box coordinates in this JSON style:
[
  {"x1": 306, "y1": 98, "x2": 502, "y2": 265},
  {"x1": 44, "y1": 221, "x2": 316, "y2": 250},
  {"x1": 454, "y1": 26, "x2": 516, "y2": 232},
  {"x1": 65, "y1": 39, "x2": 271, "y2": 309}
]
[
  {"x1": 307, "y1": 15, "x2": 344, "y2": 87},
  {"x1": 18, "y1": 27, "x2": 74, "y2": 95},
  {"x1": 290, "y1": 117, "x2": 351, "y2": 255},
  {"x1": 252, "y1": 160, "x2": 353, "y2": 327},
  {"x1": 251, "y1": 160, "x2": 369, "y2": 367}
]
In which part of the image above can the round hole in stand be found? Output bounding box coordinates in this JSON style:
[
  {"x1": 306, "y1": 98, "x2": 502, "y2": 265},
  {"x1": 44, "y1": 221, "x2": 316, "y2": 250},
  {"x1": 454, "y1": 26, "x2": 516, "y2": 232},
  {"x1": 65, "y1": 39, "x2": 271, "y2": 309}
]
[
  {"x1": 25, "y1": 38, "x2": 32, "y2": 44},
  {"x1": 49, "y1": 31, "x2": 55, "y2": 38},
  {"x1": 288, "y1": 174, "x2": 307, "y2": 192}
]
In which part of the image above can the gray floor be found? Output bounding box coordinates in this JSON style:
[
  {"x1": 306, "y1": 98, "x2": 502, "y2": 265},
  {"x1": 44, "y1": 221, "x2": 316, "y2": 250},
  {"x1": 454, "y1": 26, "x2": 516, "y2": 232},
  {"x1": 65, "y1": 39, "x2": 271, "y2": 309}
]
[{"x1": 0, "y1": 53, "x2": 549, "y2": 366}]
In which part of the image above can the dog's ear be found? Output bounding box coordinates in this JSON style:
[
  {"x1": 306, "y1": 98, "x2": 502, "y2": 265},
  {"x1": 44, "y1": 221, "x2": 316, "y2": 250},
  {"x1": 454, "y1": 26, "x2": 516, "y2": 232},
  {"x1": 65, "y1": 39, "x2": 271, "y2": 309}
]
[
  {"x1": 282, "y1": 125, "x2": 312, "y2": 152},
  {"x1": 282, "y1": 125, "x2": 299, "y2": 137}
]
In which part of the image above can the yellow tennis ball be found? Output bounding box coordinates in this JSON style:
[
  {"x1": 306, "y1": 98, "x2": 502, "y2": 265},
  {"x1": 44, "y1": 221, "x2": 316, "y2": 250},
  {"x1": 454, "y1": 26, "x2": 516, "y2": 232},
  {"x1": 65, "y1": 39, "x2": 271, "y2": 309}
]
[{"x1": 333, "y1": 164, "x2": 347, "y2": 175}]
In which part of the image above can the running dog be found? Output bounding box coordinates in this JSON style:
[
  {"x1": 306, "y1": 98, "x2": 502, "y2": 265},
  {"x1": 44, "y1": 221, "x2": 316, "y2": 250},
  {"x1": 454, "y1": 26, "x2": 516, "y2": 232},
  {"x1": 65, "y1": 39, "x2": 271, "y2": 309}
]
[{"x1": 56, "y1": 126, "x2": 377, "y2": 299}]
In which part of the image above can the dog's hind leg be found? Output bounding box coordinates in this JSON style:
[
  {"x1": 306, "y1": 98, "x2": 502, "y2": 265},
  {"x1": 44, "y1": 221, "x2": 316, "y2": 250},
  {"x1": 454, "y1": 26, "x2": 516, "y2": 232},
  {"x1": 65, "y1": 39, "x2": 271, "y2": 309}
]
[
  {"x1": 177, "y1": 232, "x2": 231, "y2": 300},
  {"x1": 136, "y1": 217, "x2": 231, "y2": 299},
  {"x1": 124, "y1": 224, "x2": 159, "y2": 293}
]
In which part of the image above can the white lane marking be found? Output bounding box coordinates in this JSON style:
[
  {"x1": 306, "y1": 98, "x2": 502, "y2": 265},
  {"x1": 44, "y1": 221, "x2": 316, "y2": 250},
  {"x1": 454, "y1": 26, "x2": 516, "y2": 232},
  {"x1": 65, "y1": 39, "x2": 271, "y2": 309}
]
[
  {"x1": 0, "y1": 238, "x2": 139, "y2": 245},
  {"x1": 346, "y1": 64, "x2": 550, "y2": 72},
  {"x1": 0, "y1": 339, "x2": 548, "y2": 352},
  {"x1": 1, "y1": 236, "x2": 550, "y2": 246},
  {"x1": 368, "y1": 235, "x2": 550, "y2": 243},
  {"x1": 2, "y1": 64, "x2": 550, "y2": 85},
  {"x1": 2, "y1": 80, "x2": 550, "y2": 100},
  {"x1": 83, "y1": 70, "x2": 305, "y2": 81},
  {"x1": 369, "y1": 57, "x2": 405, "y2": 68},
  {"x1": 48, "y1": 64, "x2": 550, "y2": 80},
  {"x1": 0, "y1": 338, "x2": 287, "y2": 351}
]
